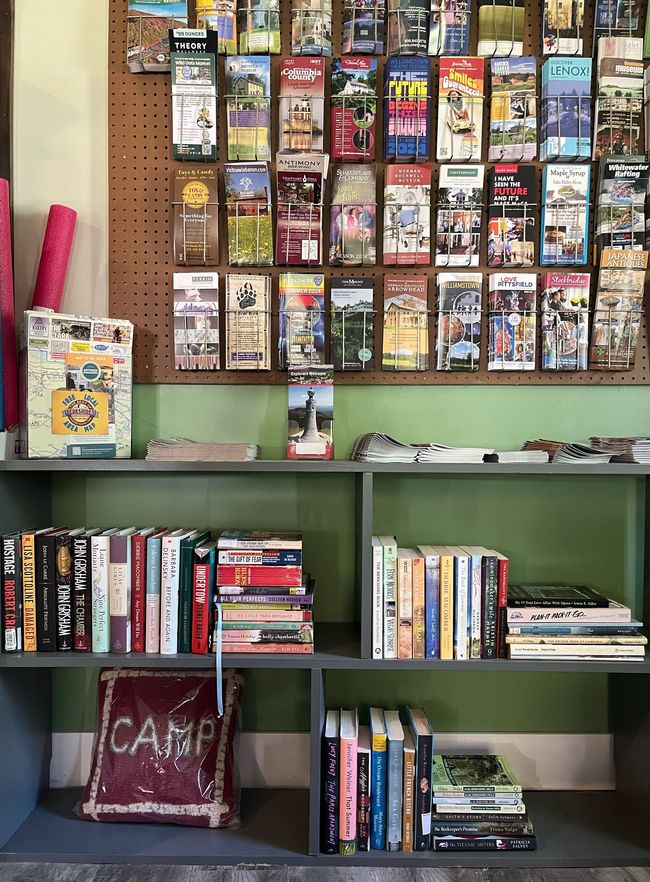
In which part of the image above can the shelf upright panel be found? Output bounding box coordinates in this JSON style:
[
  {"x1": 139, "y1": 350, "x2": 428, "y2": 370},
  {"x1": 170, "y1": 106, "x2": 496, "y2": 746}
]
[
  {"x1": 308, "y1": 667, "x2": 326, "y2": 857},
  {"x1": 356, "y1": 472, "x2": 374, "y2": 658}
]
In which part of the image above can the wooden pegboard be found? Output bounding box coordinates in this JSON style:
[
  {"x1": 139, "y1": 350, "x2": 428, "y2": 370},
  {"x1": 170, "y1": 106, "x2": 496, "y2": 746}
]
[{"x1": 108, "y1": 0, "x2": 650, "y2": 384}]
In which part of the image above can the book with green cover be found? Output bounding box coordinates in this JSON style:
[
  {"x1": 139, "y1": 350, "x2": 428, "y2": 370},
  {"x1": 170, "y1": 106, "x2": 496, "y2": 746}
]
[
  {"x1": 178, "y1": 531, "x2": 211, "y2": 652},
  {"x1": 432, "y1": 755, "x2": 522, "y2": 795}
]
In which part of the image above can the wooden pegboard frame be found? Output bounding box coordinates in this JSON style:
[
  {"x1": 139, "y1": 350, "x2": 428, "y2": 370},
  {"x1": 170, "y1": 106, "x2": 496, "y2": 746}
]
[{"x1": 108, "y1": 0, "x2": 650, "y2": 384}]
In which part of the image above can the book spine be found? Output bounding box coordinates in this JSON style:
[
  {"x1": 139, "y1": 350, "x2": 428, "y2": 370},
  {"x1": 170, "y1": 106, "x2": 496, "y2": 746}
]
[
  {"x1": 433, "y1": 796, "x2": 525, "y2": 806},
  {"x1": 218, "y1": 585, "x2": 307, "y2": 596},
  {"x1": 424, "y1": 554, "x2": 440, "y2": 659},
  {"x1": 454, "y1": 555, "x2": 469, "y2": 660},
  {"x1": 432, "y1": 811, "x2": 529, "y2": 822},
  {"x1": 216, "y1": 565, "x2": 302, "y2": 586},
  {"x1": 131, "y1": 533, "x2": 147, "y2": 653},
  {"x1": 145, "y1": 537, "x2": 162, "y2": 653},
  {"x1": 221, "y1": 608, "x2": 311, "y2": 622},
  {"x1": 496, "y1": 556, "x2": 509, "y2": 658},
  {"x1": 192, "y1": 560, "x2": 211, "y2": 654},
  {"x1": 508, "y1": 606, "x2": 631, "y2": 623},
  {"x1": 36, "y1": 535, "x2": 56, "y2": 651},
  {"x1": 386, "y1": 739, "x2": 403, "y2": 851},
  {"x1": 161, "y1": 537, "x2": 181, "y2": 654},
  {"x1": 481, "y1": 556, "x2": 498, "y2": 659},
  {"x1": 370, "y1": 735, "x2": 387, "y2": 849},
  {"x1": 2, "y1": 535, "x2": 22, "y2": 652},
  {"x1": 372, "y1": 542, "x2": 383, "y2": 659},
  {"x1": 469, "y1": 554, "x2": 482, "y2": 659},
  {"x1": 55, "y1": 535, "x2": 73, "y2": 651},
  {"x1": 413, "y1": 732, "x2": 433, "y2": 850},
  {"x1": 433, "y1": 803, "x2": 527, "y2": 814},
  {"x1": 222, "y1": 628, "x2": 312, "y2": 643},
  {"x1": 402, "y1": 747, "x2": 415, "y2": 853},
  {"x1": 216, "y1": 592, "x2": 313, "y2": 605},
  {"x1": 72, "y1": 534, "x2": 91, "y2": 652},
  {"x1": 508, "y1": 597, "x2": 605, "y2": 608},
  {"x1": 321, "y1": 729, "x2": 339, "y2": 854},
  {"x1": 412, "y1": 556, "x2": 425, "y2": 659},
  {"x1": 178, "y1": 542, "x2": 195, "y2": 653},
  {"x1": 217, "y1": 550, "x2": 302, "y2": 565},
  {"x1": 357, "y1": 750, "x2": 370, "y2": 851},
  {"x1": 383, "y1": 543, "x2": 397, "y2": 659},
  {"x1": 433, "y1": 836, "x2": 537, "y2": 851},
  {"x1": 439, "y1": 554, "x2": 454, "y2": 660},
  {"x1": 21, "y1": 533, "x2": 37, "y2": 652},
  {"x1": 91, "y1": 537, "x2": 110, "y2": 653},
  {"x1": 339, "y1": 733, "x2": 358, "y2": 856},
  {"x1": 398, "y1": 557, "x2": 413, "y2": 659},
  {"x1": 432, "y1": 821, "x2": 533, "y2": 835},
  {"x1": 109, "y1": 537, "x2": 131, "y2": 653},
  {"x1": 218, "y1": 537, "x2": 302, "y2": 550},
  {"x1": 219, "y1": 641, "x2": 314, "y2": 653}
]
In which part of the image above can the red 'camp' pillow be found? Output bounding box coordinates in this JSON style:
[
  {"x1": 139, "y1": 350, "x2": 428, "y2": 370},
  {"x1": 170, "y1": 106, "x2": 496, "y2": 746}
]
[{"x1": 76, "y1": 668, "x2": 244, "y2": 828}]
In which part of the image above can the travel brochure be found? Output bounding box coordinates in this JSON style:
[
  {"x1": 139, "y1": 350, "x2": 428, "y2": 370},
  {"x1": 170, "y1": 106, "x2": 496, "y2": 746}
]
[
  {"x1": 331, "y1": 57, "x2": 378, "y2": 162},
  {"x1": 331, "y1": 278, "x2": 375, "y2": 371},
  {"x1": 329, "y1": 165, "x2": 377, "y2": 266},
  {"x1": 437, "y1": 57, "x2": 484, "y2": 162},
  {"x1": 487, "y1": 273, "x2": 537, "y2": 371},
  {"x1": 435, "y1": 272, "x2": 482, "y2": 371},
  {"x1": 435, "y1": 164, "x2": 484, "y2": 268},
  {"x1": 383, "y1": 165, "x2": 432, "y2": 266},
  {"x1": 541, "y1": 272, "x2": 590, "y2": 371},
  {"x1": 173, "y1": 272, "x2": 220, "y2": 371}
]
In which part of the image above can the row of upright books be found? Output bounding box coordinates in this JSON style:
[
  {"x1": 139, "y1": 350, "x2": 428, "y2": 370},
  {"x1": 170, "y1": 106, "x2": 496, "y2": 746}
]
[
  {"x1": 173, "y1": 253, "x2": 647, "y2": 375},
  {"x1": 322, "y1": 707, "x2": 536, "y2": 855},
  {"x1": 0, "y1": 528, "x2": 312, "y2": 656}
]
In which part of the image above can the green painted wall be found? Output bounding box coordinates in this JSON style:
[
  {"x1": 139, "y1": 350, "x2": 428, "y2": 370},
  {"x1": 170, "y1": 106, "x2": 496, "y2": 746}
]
[{"x1": 53, "y1": 384, "x2": 650, "y2": 735}]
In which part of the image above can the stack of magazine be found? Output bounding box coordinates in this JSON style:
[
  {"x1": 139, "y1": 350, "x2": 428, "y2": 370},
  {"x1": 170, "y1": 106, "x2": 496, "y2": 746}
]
[
  {"x1": 146, "y1": 439, "x2": 260, "y2": 462},
  {"x1": 522, "y1": 439, "x2": 614, "y2": 463},
  {"x1": 350, "y1": 434, "x2": 494, "y2": 464}
]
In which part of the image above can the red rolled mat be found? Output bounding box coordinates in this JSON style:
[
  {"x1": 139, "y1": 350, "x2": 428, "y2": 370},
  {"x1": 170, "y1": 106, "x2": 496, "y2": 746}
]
[
  {"x1": 31, "y1": 203, "x2": 78, "y2": 312},
  {"x1": 0, "y1": 178, "x2": 18, "y2": 428}
]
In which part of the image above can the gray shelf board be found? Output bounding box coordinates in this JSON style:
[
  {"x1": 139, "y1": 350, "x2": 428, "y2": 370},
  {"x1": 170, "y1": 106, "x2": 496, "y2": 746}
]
[{"x1": 3, "y1": 460, "x2": 650, "y2": 475}]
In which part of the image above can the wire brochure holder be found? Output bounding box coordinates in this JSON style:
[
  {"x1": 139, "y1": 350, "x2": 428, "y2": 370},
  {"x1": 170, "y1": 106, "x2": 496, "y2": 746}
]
[
  {"x1": 383, "y1": 304, "x2": 430, "y2": 371},
  {"x1": 487, "y1": 200, "x2": 537, "y2": 267},
  {"x1": 279, "y1": 307, "x2": 327, "y2": 368},
  {"x1": 291, "y1": 0, "x2": 333, "y2": 55},
  {"x1": 542, "y1": 0, "x2": 584, "y2": 54},
  {"x1": 489, "y1": 93, "x2": 537, "y2": 162},
  {"x1": 488, "y1": 306, "x2": 536, "y2": 371},
  {"x1": 172, "y1": 197, "x2": 220, "y2": 267},
  {"x1": 590, "y1": 307, "x2": 640, "y2": 370},
  {"x1": 173, "y1": 302, "x2": 221, "y2": 371},
  {"x1": 383, "y1": 92, "x2": 431, "y2": 162},
  {"x1": 226, "y1": 200, "x2": 274, "y2": 266},
  {"x1": 540, "y1": 94, "x2": 591, "y2": 160},
  {"x1": 331, "y1": 305, "x2": 376, "y2": 370},
  {"x1": 541, "y1": 308, "x2": 589, "y2": 371},
  {"x1": 386, "y1": 4, "x2": 430, "y2": 54},
  {"x1": 436, "y1": 298, "x2": 481, "y2": 371},
  {"x1": 436, "y1": 92, "x2": 483, "y2": 162},
  {"x1": 541, "y1": 199, "x2": 588, "y2": 266},
  {"x1": 237, "y1": 0, "x2": 281, "y2": 52},
  {"x1": 225, "y1": 274, "x2": 272, "y2": 370},
  {"x1": 384, "y1": 201, "x2": 431, "y2": 266},
  {"x1": 342, "y1": 0, "x2": 386, "y2": 53},
  {"x1": 331, "y1": 94, "x2": 377, "y2": 161},
  {"x1": 330, "y1": 202, "x2": 377, "y2": 266},
  {"x1": 428, "y1": 0, "x2": 470, "y2": 55},
  {"x1": 434, "y1": 199, "x2": 483, "y2": 268},
  {"x1": 279, "y1": 97, "x2": 326, "y2": 152},
  {"x1": 477, "y1": 0, "x2": 523, "y2": 56},
  {"x1": 277, "y1": 202, "x2": 325, "y2": 266},
  {"x1": 592, "y1": 0, "x2": 638, "y2": 44},
  {"x1": 225, "y1": 83, "x2": 272, "y2": 162},
  {"x1": 594, "y1": 94, "x2": 643, "y2": 159},
  {"x1": 127, "y1": 11, "x2": 187, "y2": 72}
]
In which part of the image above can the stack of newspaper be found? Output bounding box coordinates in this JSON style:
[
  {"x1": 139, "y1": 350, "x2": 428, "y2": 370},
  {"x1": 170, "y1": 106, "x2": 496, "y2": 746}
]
[{"x1": 146, "y1": 439, "x2": 260, "y2": 462}]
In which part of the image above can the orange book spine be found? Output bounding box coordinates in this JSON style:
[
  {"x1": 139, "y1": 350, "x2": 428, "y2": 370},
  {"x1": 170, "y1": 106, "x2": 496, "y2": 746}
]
[{"x1": 398, "y1": 555, "x2": 413, "y2": 659}]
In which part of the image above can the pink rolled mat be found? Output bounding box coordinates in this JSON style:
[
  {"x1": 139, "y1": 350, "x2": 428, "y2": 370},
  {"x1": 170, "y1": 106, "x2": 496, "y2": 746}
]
[
  {"x1": 0, "y1": 178, "x2": 18, "y2": 428},
  {"x1": 31, "y1": 203, "x2": 78, "y2": 312}
]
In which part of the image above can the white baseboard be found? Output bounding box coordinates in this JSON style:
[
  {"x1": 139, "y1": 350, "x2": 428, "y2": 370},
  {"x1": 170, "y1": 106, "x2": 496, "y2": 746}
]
[{"x1": 50, "y1": 731, "x2": 613, "y2": 790}]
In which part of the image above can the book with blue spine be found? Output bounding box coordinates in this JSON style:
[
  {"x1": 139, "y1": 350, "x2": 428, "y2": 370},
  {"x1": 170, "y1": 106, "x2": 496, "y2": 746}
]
[
  {"x1": 384, "y1": 710, "x2": 404, "y2": 851},
  {"x1": 369, "y1": 706, "x2": 388, "y2": 849},
  {"x1": 383, "y1": 57, "x2": 431, "y2": 162},
  {"x1": 540, "y1": 164, "x2": 590, "y2": 265},
  {"x1": 418, "y1": 545, "x2": 440, "y2": 658},
  {"x1": 540, "y1": 58, "x2": 592, "y2": 160}
]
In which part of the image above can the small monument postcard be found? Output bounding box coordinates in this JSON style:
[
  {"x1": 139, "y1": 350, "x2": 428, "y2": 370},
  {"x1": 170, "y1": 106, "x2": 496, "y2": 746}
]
[{"x1": 287, "y1": 365, "x2": 334, "y2": 459}]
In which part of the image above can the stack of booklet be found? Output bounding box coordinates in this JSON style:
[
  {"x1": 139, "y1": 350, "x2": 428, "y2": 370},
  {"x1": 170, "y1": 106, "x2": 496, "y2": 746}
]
[
  {"x1": 589, "y1": 437, "x2": 650, "y2": 463},
  {"x1": 522, "y1": 439, "x2": 614, "y2": 464},
  {"x1": 146, "y1": 439, "x2": 260, "y2": 462},
  {"x1": 351, "y1": 434, "x2": 494, "y2": 464},
  {"x1": 484, "y1": 451, "x2": 550, "y2": 464}
]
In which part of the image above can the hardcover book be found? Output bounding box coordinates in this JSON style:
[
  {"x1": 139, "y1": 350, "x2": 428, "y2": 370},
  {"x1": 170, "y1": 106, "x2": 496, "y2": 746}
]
[
  {"x1": 279, "y1": 273, "x2": 326, "y2": 368},
  {"x1": 383, "y1": 165, "x2": 432, "y2": 266},
  {"x1": 291, "y1": 0, "x2": 333, "y2": 56},
  {"x1": 369, "y1": 706, "x2": 388, "y2": 848},
  {"x1": 540, "y1": 272, "x2": 591, "y2": 370},
  {"x1": 589, "y1": 248, "x2": 648, "y2": 370},
  {"x1": 73, "y1": 530, "x2": 99, "y2": 653},
  {"x1": 170, "y1": 29, "x2": 218, "y2": 163},
  {"x1": 276, "y1": 153, "x2": 329, "y2": 266},
  {"x1": 487, "y1": 164, "x2": 537, "y2": 267},
  {"x1": 279, "y1": 57, "x2": 325, "y2": 152},
  {"x1": 224, "y1": 56, "x2": 271, "y2": 161},
  {"x1": 387, "y1": 0, "x2": 430, "y2": 54},
  {"x1": 383, "y1": 56, "x2": 431, "y2": 162},
  {"x1": 542, "y1": 0, "x2": 585, "y2": 53},
  {"x1": 331, "y1": 278, "x2": 375, "y2": 371},
  {"x1": 57, "y1": 530, "x2": 85, "y2": 652},
  {"x1": 488, "y1": 273, "x2": 537, "y2": 371},
  {"x1": 237, "y1": 0, "x2": 281, "y2": 53},
  {"x1": 540, "y1": 58, "x2": 592, "y2": 161},
  {"x1": 2, "y1": 534, "x2": 22, "y2": 652},
  {"x1": 21, "y1": 530, "x2": 38, "y2": 652},
  {"x1": 437, "y1": 57, "x2": 484, "y2": 161},
  {"x1": 382, "y1": 276, "x2": 429, "y2": 370},
  {"x1": 145, "y1": 530, "x2": 166, "y2": 653},
  {"x1": 477, "y1": 0, "x2": 524, "y2": 56},
  {"x1": 224, "y1": 162, "x2": 273, "y2": 266},
  {"x1": 540, "y1": 164, "x2": 590, "y2": 265},
  {"x1": 91, "y1": 529, "x2": 119, "y2": 653},
  {"x1": 384, "y1": 710, "x2": 405, "y2": 851},
  {"x1": 428, "y1": 0, "x2": 472, "y2": 55},
  {"x1": 343, "y1": 0, "x2": 386, "y2": 53},
  {"x1": 37, "y1": 529, "x2": 64, "y2": 652},
  {"x1": 436, "y1": 273, "x2": 483, "y2": 371},
  {"x1": 179, "y1": 531, "x2": 211, "y2": 652},
  {"x1": 331, "y1": 58, "x2": 378, "y2": 162},
  {"x1": 508, "y1": 584, "x2": 609, "y2": 607},
  {"x1": 109, "y1": 529, "x2": 136, "y2": 654},
  {"x1": 330, "y1": 165, "x2": 377, "y2": 266},
  {"x1": 402, "y1": 729, "x2": 415, "y2": 852},
  {"x1": 225, "y1": 274, "x2": 272, "y2": 370},
  {"x1": 173, "y1": 272, "x2": 220, "y2": 371},
  {"x1": 357, "y1": 726, "x2": 371, "y2": 850},
  {"x1": 435, "y1": 164, "x2": 484, "y2": 268},
  {"x1": 489, "y1": 58, "x2": 537, "y2": 162},
  {"x1": 127, "y1": 0, "x2": 188, "y2": 73},
  {"x1": 339, "y1": 709, "x2": 359, "y2": 855},
  {"x1": 321, "y1": 710, "x2": 339, "y2": 854},
  {"x1": 407, "y1": 707, "x2": 434, "y2": 849},
  {"x1": 287, "y1": 365, "x2": 334, "y2": 459},
  {"x1": 172, "y1": 167, "x2": 219, "y2": 266}
]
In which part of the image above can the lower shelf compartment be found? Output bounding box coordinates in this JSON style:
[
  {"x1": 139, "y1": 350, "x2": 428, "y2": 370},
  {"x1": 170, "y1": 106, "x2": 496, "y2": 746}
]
[{"x1": 2, "y1": 789, "x2": 649, "y2": 866}]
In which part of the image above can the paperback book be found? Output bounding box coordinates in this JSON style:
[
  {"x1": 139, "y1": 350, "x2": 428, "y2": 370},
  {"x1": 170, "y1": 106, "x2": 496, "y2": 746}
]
[
  {"x1": 330, "y1": 165, "x2": 377, "y2": 266},
  {"x1": 224, "y1": 161, "x2": 273, "y2": 266},
  {"x1": 330, "y1": 278, "x2": 375, "y2": 370},
  {"x1": 542, "y1": 0, "x2": 585, "y2": 54},
  {"x1": 291, "y1": 0, "x2": 333, "y2": 56},
  {"x1": 224, "y1": 56, "x2": 271, "y2": 162},
  {"x1": 331, "y1": 57, "x2": 378, "y2": 162},
  {"x1": 237, "y1": 0, "x2": 281, "y2": 53},
  {"x1": 594, "y1": 158, "x2": 650, "y2": 258},
  {"x1": 436, "y1": 273, "x2": 483, "y2": 371},
  {"x1": 383, "y1": 164, "x2": 432, "y2": 266},
  {"x1": 540, "y1": 57, "x2": 592, "y2": 161},
  {"x1": 170, "y1": 29, "x2": 218, "y2": 163},
  {"x1": 383, "y1": 57, "x2": 431, "y2": 162},
  {"x1": 428, "y1": 0, "x2": 472, "y2": 55},
  {"x1": 540, "y1": 272, "x2": 590, "y2": 370},
  {"x1": 488, "y1": 58, "x2": 537, "y2": 162},
  {"x1": 382, "y1": 276, "x2": 429, "y2": 371},
  {"x1": 487, "y1": 164, "x2": 537, "y2": 267},
  {"x1": 279, "y1": 58, "x2": 325, "y2": 152},
  {"x1": 477, "y1": 0, "x2": 524, "y2": 56},
  {"x1": 173, "y1": 272, "x2": 220, "y2": 370},
  {"x1": 287, "y1": 365, "x2": 334, "y2": 459},
  {"x1": 196, "y1": 0, "x2": 237, "y2": 54},
  {"x1": 540, "y1": 164, "x2": 590, "y2": 265},
  {"x1": 488, "y1": 273, "x2": 537, "y2": 371},
  {"x1": 276, "y1": 153, "x2": 329, "y2": 266},
  {"x1": 225, "y1": 273, "x2": 271, "y2": 369},
  {"x1": 343, "y1": 0, "x2": 386, "y2": 53},
  {"x1": 589, "y1": 248, "x2": 648, "y2": 370},
  {"x1": 437, "y1": 57, "x2": 485, "y2": 162},
  {"x1": 279, "y1": 273, "x2": 326, "y2": 368},
  {"x1": 171, "y1": 168, "x2": 219, "y2": 266},
  {"x1": 435, "y1": 164, "x2": 484, "y2": 268},
  {"x1": 127, "y1": 0, "x2": 188, "y2": 73},
  {"x1": 387, "y1": 0, "x2": 430, "y2": 55}
]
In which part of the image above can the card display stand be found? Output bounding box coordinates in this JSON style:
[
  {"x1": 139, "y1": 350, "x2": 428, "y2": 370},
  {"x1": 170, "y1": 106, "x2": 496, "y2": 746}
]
[{"x1": 108, "y1": 0, "x2": 650, "y2": 384}]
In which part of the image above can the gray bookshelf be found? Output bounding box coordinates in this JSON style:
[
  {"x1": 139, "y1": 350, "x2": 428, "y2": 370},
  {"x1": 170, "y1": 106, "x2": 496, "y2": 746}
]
[{"x1": 0, "y1": 460, "x2": 649, "y2": 867}]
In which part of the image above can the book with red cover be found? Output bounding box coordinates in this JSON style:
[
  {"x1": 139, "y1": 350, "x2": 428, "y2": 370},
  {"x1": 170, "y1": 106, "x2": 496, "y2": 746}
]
[
  {"x1": 216, "y1": 564, "x2": 303, "y2": 586},
  {"x1": 192, "y1": 540, "x2": 217, "y2": 654}
]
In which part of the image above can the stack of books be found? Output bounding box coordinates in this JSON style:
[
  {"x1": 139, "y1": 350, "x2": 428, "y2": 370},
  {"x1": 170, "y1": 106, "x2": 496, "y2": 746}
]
[
  {"x1": 431, "y1": 754, "x2": 536, "y2": 852},
  {"x1": 371, "y1": 539, "x2": 510, "y2": 660},
  {"x1": 216, "y1": 530, "x2": 314, "y2": 654},
  {"x1": 506, "y1": 585, "x2": 646, "y2": 662}
]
